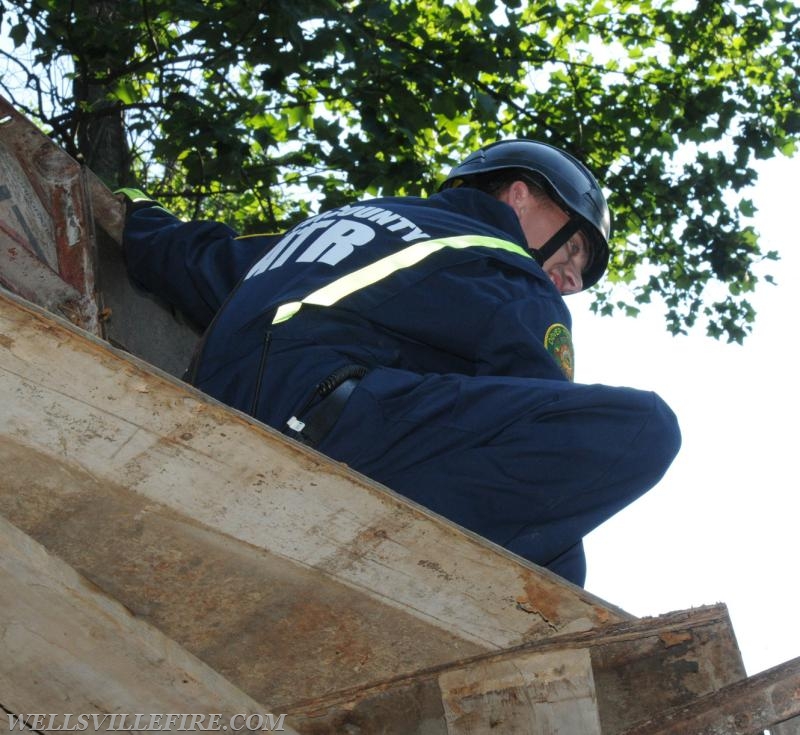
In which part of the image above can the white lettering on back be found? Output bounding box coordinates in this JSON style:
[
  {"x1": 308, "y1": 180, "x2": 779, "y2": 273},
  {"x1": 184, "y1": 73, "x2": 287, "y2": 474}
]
[
  {"x1": 244, "y1": 204, "x2": 429, "y2": 276},
  {"x1": 297, "y1": 219, "x2": 375, "y2": 265}
]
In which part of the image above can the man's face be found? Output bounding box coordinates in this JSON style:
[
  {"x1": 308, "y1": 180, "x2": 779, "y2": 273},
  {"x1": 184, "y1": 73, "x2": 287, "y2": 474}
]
[
  {"x1": 540, "y1": 235, "x2": 590, "y2": 295},
  {"x1": 499, "y1": 181, "x2": 589, "y2": 295}
]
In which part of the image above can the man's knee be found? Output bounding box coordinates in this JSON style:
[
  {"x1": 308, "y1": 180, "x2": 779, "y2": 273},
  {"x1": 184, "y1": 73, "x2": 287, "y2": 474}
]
[
  {"x1": 544, "y1": 541, "x2": 587, "y2": 588},
  {"x1": 643, "y1": 392, "x2": 682, "y2": 477}
]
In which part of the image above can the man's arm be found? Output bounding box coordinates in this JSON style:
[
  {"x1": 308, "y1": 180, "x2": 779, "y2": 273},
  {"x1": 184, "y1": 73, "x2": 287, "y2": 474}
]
[
  {"x1": 473, "y1": 296, "x2": 576, "y2": 382},
  {"x1": 121, "y1": 199, "x2": 277, "y2": 330}
]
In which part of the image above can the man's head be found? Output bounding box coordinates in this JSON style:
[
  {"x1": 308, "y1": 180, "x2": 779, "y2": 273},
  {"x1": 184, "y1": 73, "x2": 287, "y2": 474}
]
[{"x1": 440, "y1": 139, "x2": 611, "y2": 293}]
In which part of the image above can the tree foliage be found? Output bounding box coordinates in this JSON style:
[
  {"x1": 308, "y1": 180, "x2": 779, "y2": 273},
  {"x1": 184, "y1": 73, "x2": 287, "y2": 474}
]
[{"x1": 1, "y1": 0, "x2": 798, "y2": 342}]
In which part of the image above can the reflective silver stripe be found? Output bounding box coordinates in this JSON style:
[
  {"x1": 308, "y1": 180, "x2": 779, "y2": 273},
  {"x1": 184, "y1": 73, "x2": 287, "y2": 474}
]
[{"x1": 272, "y1": 234, "x2": 530, "y2": 324}]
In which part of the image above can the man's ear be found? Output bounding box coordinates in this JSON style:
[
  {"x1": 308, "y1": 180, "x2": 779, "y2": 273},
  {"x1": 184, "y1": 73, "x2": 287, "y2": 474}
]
[{"x1": 499, "y1": 180, "x2": 533, "y2": 216}]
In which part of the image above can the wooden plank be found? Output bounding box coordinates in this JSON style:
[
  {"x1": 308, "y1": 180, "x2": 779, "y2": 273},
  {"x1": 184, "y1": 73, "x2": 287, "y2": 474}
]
[
  {"x1": 0, "y1": 513, "x2": 300, "y2": 734},
  {"x1": 0, "y1": 289, "x2": 629, "y2": 704},
  {"x1": 0, "y1": 434, "x2": 487, "y2": 707},
  {"x1": 772, "y1": 717, "x2": 800, "y2": 735},
  {"x1": 439, "y1": 648, "x2": 602, "y2": 735},
  {"x1": 591, "y1": 606, "x2": 746, "y2": 733},
  {"x1": 0, "y1": 711, "x2": 15, "y2": 734},
  {"x1": 288, "y1": 605, "x2": 746, "y2": 734},
  {"x1": 619, "y1": 656, "x2": 800, "y2": 735}
]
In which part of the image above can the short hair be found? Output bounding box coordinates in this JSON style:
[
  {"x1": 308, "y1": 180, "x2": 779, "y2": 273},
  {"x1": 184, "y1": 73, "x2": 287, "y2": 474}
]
[{"x1": 462, "y1": 168, "x2": 550, "y2": 200}]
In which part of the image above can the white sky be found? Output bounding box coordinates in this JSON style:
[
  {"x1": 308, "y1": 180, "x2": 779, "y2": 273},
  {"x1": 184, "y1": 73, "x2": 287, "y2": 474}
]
[{"x1": 577, "y1": 153, "x2": 798, "y2": 676}]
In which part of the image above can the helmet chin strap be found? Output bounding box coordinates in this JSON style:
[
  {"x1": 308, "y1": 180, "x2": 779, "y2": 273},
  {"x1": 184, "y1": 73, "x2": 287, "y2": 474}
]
[{"x1": 530, "y1": 218, "x2": 581, "y2": 266}]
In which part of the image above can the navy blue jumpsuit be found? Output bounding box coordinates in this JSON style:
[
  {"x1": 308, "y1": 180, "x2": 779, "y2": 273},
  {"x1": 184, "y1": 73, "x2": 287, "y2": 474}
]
[{"x1": 123, "y1": 187, "x2": 681, "y2": 586}]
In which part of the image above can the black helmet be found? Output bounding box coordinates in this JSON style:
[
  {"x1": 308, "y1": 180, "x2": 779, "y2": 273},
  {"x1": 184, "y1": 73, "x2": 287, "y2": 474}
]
[{"x1": 440, "y1": 139, "x2": 611, "y2": 289}]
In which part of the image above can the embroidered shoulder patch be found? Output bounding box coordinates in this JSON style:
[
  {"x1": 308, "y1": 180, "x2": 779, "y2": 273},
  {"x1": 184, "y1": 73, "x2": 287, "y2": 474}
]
[{"x1": 544, "y1": 323, "x2": 574, "y2": 381}]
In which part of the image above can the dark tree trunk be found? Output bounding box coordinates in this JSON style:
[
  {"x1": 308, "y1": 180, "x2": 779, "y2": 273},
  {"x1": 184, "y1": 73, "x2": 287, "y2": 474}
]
[{"x1": 72, "y1": 0, "x2": 131, "y2": 188}]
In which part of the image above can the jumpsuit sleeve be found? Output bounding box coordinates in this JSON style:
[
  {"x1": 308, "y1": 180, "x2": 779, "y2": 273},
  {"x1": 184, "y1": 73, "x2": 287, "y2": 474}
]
[
  {"x1": 400, "y1": 256, "x2": 572, "y2": 382},
  {"x1": 365, "y1": 255, "x2": 573, "y2": 381},
  {"x1": 472, "y1": 296, "x2": 575, "y2": 381},
  {"x1": 122, "y1": 205, "x2": 272, "y2": 330}
]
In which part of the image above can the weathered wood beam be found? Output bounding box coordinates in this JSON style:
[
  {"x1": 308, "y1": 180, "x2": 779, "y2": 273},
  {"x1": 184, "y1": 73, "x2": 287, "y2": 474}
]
[
  {"x1": 288, "y1": 605, "x2": 746, "y2": 734},
  {"x1": 439, "y1": 647, "x2": 602, "y2": 734},
  {"x1": 0, "y1": 514, "x2": 300, "y2": 734},
  {"x1": 0, "y1": 95, "x2": 99, "y2": 335},
  {"x1": 772, "y1": 716, "x2": 800, "y2": 735},
  {"x1": 0, "y1": 433, "x2": 490, "y2": 709},
  {"x1": 0, "y1": 711, "x2": 15, "y2": 734},
  {"x1": 619, "y1": 655, "x2": 800, "y2": 735},
  {"x1": 0, "y1": 289, "x2": 628, "y2": 705}
]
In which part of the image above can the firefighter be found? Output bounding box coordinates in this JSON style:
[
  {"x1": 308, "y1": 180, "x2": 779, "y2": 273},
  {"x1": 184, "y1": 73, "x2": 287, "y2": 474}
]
[{"x1": 119, "y1": 139, "x2": 681, "y2": 587}]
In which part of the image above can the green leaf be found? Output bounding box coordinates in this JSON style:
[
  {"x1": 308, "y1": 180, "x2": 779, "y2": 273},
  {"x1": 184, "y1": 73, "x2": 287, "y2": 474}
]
[
  {"x1": 113, "y1": 79, "x2": 139, "y2": 105},
  {"x1": 739, "y1": 198, "x2": 757, "y2": 217}
]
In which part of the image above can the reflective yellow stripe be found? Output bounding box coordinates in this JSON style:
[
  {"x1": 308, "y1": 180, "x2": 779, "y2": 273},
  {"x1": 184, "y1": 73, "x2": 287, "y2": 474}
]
[
  {"x1": 235, "y1": 232, "x2": 281, "y2": 240},
  {"x1": 272, "y1": 235, "x2": 530, "y2": 324}
]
